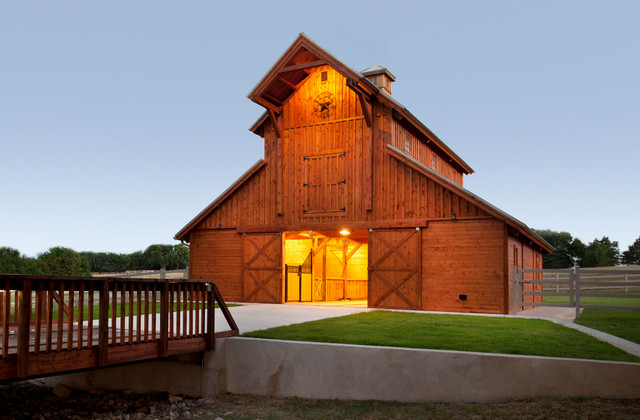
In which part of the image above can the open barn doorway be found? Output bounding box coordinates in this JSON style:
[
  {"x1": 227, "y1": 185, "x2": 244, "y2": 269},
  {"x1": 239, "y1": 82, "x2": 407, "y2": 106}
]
[{"x1": 283, "y1": 230, "x2": 368, "y2": 305}]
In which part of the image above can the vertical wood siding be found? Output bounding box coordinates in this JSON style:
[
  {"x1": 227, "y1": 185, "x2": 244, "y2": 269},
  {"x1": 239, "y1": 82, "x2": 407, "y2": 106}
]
[
  {"x1": 422, "y1": 219, "x2": 506, "y2": 313},
  {"x1": 189, "y1": 230, "x2": 243, "y2": 301},
  {"x1": 390, "y1": 120, "x2": 464, "y2": 186},
  {"x1": 507, "y1": 235, "x2": 544, "y2": 312}
]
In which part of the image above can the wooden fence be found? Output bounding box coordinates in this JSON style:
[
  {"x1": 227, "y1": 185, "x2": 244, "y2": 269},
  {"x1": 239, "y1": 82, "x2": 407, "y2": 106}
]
[
  {"x1": 513, "y1": 267, "x2": 640, "y2": 319},
  {"x1": 0, "y1": 274, "x2": 238, "y2": 381}
]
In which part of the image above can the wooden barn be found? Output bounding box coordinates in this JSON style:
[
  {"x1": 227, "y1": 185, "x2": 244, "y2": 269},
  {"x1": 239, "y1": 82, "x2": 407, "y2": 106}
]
[{"x1": 175, "y1": 34, "x2": 552, "y2": 314}]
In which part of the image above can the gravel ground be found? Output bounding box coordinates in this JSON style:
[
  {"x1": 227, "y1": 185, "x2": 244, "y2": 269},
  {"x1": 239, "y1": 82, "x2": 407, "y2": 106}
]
[{"x1": 1, "y1": 381, "x2": 640, "y2": 420}]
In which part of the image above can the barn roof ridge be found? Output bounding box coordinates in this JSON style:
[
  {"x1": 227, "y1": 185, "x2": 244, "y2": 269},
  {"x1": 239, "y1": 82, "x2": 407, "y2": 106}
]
[{"x1": 247, "y1": 33, "x2": 473, "y2": 175}]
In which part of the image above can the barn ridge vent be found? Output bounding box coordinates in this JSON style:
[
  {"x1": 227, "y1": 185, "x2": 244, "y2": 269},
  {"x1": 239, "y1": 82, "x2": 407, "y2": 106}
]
[{"x1": 361, "y1": 64, "x2": 396, "y2": 96}]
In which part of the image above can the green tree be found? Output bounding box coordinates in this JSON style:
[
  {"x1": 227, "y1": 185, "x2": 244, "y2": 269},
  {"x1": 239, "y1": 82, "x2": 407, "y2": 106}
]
[
  {"x1": 581, "y1": 237, "x2": 620, "y2": 267},
  {"x1": 0, "y1": 247, "x2": 21, "y2": 273},
  {"x1": 533, "y1": 229, "x2": 585, "y2": 268},
  {"x1": 0, "y1": 247, "x2": 42, "y2": 274},
  {"x1": 622, "y1": 236, "x2": 640, "y2": 265},
  {"x1": 37, "y1": 247, "x2": 92, "y2": 276}
]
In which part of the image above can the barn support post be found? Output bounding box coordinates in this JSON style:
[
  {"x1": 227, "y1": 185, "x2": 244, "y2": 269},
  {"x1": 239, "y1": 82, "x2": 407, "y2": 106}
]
[
  {"x1": 206, "y1": 283, "x2": 215, "y2": 351},
  {"x1": 512, "y1": 266, "x2": 518, "y2": 315}
]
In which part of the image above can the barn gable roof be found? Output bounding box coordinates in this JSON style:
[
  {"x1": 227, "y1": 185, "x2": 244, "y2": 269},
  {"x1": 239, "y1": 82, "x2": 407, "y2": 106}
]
[
  {"x1": 248, "y1": 33, "x2": 473, "y2": 175},
  {"x1": 174, "y1": 160, "x2": 266, "y2": 241},
  {"x1": 386, "y1": 144, "x2": 553, "y2": 253}
]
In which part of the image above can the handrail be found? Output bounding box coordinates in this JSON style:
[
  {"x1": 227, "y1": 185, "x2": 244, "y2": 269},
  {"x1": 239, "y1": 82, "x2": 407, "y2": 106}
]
[{"x1": 0, "y1": 274, "x2": 238, "y2": 381}]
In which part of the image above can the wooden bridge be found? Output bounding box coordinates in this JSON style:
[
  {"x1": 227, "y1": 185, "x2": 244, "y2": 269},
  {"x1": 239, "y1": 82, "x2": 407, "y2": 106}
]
[{"x1": 0, "y1": 274, "x2": 238, "y2": 381}]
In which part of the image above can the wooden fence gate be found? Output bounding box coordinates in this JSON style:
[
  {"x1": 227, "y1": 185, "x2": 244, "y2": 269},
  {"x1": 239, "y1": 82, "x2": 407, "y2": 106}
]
[
  {"x1": 242, "y1": 232, "x2": 283, "y2": 303},
  {"x1": 368, "y1": 228, "x2": 421, "y2": 310}
]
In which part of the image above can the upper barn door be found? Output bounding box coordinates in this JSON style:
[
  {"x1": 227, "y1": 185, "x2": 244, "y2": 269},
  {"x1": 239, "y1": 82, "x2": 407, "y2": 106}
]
[
  {"x1": 242, "y1": 232, "x2": 283, "y2": 303},
  {"x1": 368, "y1": 228, "x2": 421, "y2": 310}
]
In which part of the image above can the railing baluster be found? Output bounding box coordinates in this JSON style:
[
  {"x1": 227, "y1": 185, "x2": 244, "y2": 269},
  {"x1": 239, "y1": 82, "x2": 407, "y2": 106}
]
[
  {"x1": 34, "y1": 281, "x2": 43, "y2": 354},
  {"x1": 183, "y1": 284, "x2": 188, "y2": 338},
  {"x1": 17, "y1": 277, "x2": 32, "y2": 377},
  {"x1": 120, "y1": 282, "x2": 126, "y2": 344},
  {"x1": 111, "y1": 282, "x2": 117, "y2": 345},
  {"x1": 172, "y1": 283, "x2": 182, "y2": 338},
  {"x1": 2, "y1": 279, "x2": 10, "y2": 358},
  {"x1": 57, "y1": 281, "x2": 64, "y2": 351},
  {"x1": 88, "y1": 283, "x2": 94, "y2": 348},
  {"x1": 46, "y1": 282, "x2": 53, "y2": 353},
  {"x1": 152, "y1": 283, "x2": 157, "y2": 341},
  {"x1": 160, "y1": 282, "x2": 169, "y2": 357},
  {"x1": 99, "y1": 280, "x2": 109, "y2": 366},
  {"x1": 144, "y1": 284, "x2": 149, "y2": 342},
  {"x1": 194, "y1": 284, "x2": 199, "y2": 337},
  {"x1": 78, "y1": 282, "x2": 85, "y2": 349},
  {"x1": 67, "y1": 281, "x2": 75, "y2": 351},
  {"x1": 128, "y1": 282, "x2": 134, "y2": 344},
  {"x1": 169, "y1": 284, "x2": 175, "y2": 340},
  {"x1": 136, "y1": 284, "x2": 142, "y2": 343}
]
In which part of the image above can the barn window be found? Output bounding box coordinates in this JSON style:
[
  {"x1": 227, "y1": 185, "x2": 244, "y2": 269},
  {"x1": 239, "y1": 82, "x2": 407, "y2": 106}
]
[
  {"x1": 514, "y1": 246, "x2": 519, "y2": 267},
  {"x1": 431, "y1": 153, "x2": 437, "y2": 170},
  {"x1": 302, "y1": 151, "x2": 347, "y2": 214},
  {"x1": 404, "y1": 134, "x2": 412, "y2": 155},
  {"x1": 370, "y1": 76, "x2": 378, "y2": 87}
]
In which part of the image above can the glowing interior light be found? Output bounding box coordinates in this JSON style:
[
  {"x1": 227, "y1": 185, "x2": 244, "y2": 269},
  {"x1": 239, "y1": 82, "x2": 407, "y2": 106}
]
[{"x1": 340, "y1": 229, "x2": 350, "y2": 236}]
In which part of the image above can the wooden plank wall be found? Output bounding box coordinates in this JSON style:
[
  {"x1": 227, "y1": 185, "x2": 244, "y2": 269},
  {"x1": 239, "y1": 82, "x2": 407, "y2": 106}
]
[
  {"x1": 507, "y1": 235, "x2": 544, "y2": 313},
  {"x1": 422, "y1": 219, "x2": 506, "y2": 313},
  {"x1": 281, "y1": 66, "x2": 371, "y2": 225},
  {"x1": 372, "y1": 106, "x2": 487, "y2": 221},
  {"x1": 390, "y1": 120, "x2": 464, "y2": 186},
  {"x1": 189, "y1": 230, "x2": 243, "y2": 301}
]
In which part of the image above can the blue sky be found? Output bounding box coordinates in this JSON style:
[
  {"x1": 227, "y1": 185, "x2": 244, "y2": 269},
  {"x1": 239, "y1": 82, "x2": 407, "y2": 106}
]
[{"x1": 1, "y1": 1, "x2": 638, "y2": 257}]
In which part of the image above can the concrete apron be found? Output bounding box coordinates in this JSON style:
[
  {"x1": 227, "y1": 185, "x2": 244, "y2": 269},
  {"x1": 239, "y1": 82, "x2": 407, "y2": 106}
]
[{"x1": 44, "y1": 335, "x2": 640, "y2": 403}]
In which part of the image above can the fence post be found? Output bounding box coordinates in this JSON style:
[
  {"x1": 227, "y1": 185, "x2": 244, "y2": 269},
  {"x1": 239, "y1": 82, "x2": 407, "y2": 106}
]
[
  {"x1": 17, "y1": 277, "x2": 32, "y2": 378},
  {"x1": 556, "y1": 272, "x2": 560, "y2": 293},
  {"x1": 206, "y1": 283, "x2": 215, "y2": 351},
  {"x1": 575, "y1": 267, "x2": 581, "y2": 320},
  {"x1": 160, "y1": 269, "x2": 166, "y2": 280},
  {"x1": 160, "y1": 282, "x2": 169, "y2": 357},
  {"x1": 626, "y1": 273, "x2": 629, "y2": 293},
  {"x1": 98, "y1": 279, "x2": 110, "y2": 366},
  {"x1": 512, "y1": 266, "x2": 518, "y2": 315}
]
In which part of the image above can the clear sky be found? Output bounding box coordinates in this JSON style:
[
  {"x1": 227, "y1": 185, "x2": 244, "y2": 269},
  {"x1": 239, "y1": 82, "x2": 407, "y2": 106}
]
[{"x1": 1, "y1": 1, "x2": 638, "y2": 257}]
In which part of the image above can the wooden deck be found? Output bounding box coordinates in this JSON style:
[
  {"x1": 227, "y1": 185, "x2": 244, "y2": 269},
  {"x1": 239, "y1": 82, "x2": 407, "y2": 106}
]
[{"x1": 0, "y1": 274, "x2": 238, "y2": 382}]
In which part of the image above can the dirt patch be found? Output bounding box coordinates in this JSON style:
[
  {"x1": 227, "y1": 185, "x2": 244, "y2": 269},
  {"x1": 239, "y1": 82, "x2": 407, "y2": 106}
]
[{"x1": 2, "y1": 381, "x2": 640, "y2": 419}]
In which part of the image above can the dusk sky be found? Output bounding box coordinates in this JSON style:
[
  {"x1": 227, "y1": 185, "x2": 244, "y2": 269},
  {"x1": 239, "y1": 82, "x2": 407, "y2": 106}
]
[{"x1": 1, "y1": 1, "x2": 638, "y2": 257}]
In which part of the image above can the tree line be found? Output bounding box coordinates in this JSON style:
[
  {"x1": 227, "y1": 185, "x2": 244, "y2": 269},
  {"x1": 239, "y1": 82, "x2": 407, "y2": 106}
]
[
  {"x1": 533, "y1": 230, "x2": 640, "y2": 269},
  {"x1": 0, "y1": 244, "x2": 189, "y2": 277}
]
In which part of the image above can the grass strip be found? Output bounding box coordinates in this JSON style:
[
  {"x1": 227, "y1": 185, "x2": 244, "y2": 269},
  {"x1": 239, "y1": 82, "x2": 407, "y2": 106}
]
[
  {"x1": 243, "y1": 311, "x2": 640, "y2": 363},
  {"x1": 576, "y1": 308, "x2": 640, "y2": 345}
]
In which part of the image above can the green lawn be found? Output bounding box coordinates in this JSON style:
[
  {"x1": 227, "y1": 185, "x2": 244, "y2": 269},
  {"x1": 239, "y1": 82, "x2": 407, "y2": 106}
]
[
  {"x1": 576, "y1": 309, "x2": 640, "y2": 345},
  {"x1": 243, "y1": 311, "x2": 640, "y2": 363}
]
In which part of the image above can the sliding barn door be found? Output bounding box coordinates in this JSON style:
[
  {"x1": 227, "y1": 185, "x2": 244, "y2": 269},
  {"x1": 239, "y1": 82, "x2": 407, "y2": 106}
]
[
  {"x1": 368, "y1": 228, "x2": 421, "y2": 310},
  {"x1": 242, "y1": 232, "x2": 283, "y2": 303}
]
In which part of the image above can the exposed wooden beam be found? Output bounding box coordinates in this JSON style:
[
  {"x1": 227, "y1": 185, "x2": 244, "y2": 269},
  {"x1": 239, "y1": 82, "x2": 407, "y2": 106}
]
[
  {"x1": 279, "y1": 60, "x2": 325, "y2": 73},
  {"x1": 251, "y1": 95, "x2": 280, "y2": 113},
  {"x1": 262, "y1": 92, "x2": 283, "y2": 106},
  {"x1": 346, "y1": 79, "x2": 372, "y2": 127},
  {"x1": 277, "y1": 76, "x2": 298, "y2": 90},
  {"x1": 268, "y1": 109, "x2": 282, "y2": 138}
]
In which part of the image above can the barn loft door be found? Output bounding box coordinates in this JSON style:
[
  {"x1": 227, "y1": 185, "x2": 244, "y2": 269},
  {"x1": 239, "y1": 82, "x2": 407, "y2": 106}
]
[
  {"x1": 302, "y1": 151, "x2": 346, "y2": 214},
  {"x1": 368, "y1": 228, "x2": 421, "y2": 310},
  {"x1": 242, "y1": 232, "x2": 283, "y2": 303}
]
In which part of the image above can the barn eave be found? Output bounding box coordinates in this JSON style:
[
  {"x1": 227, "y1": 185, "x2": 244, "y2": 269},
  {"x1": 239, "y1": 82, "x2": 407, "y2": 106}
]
[
  {"x1": 386, "y1": 144, "x2": 553, "y2": 254},
  {"x1": 174, "y1": 159, "x2": 267, "y2": 242}
]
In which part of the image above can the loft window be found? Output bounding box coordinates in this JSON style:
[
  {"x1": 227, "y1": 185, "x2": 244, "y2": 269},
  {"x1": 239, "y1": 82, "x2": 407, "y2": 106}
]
[
  {"x1": 302, "y1": 151, "x2": 347, "y2": 214},
  {"x1": 404, "y1": 136, "x2": 412, "y2": 155},
  {"x1": 321, "y1": 71, "x2": 328, "y2": 83},
  {"x1": 431, "y1": 154, "x2": 437, "y2": 170},
  {"x1": 370, "y1": 76, "x2": 378, "y2": 86}
]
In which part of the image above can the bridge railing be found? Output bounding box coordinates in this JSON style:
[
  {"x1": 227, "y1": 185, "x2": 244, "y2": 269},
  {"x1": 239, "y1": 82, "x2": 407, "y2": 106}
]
[{"x1": 0, "y1": 274, "x2": 238, "y2": 381}]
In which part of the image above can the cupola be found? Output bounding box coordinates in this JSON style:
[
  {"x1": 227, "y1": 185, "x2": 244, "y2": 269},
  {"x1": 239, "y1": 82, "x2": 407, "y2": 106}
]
[{"x1": 361, "y1": 64, "x2": 396, "y2": 95}]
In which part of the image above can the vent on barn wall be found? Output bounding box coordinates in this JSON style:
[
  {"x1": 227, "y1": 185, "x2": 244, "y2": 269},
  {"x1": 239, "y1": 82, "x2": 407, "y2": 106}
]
[
  {"x1": 361, "y1": 64, "x2": 396, "y2": 96},
  {"x1": 321, "y1": 71, "x2": 328, "y2": 83}
]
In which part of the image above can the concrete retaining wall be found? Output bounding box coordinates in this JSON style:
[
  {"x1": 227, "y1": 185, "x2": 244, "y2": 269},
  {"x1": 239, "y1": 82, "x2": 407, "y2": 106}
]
[{"x1": 46, "y1": 337, "x2": 640, "y2": 403}]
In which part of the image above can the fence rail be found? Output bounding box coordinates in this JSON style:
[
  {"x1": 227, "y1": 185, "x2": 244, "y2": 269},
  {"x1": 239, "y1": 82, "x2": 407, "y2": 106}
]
[
  {"x1": 0, "y1": 274, "x2": 238, "y2": 381},
  {"x1": 514, "y1": 267, "x2": 640, "y2": 319}
]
